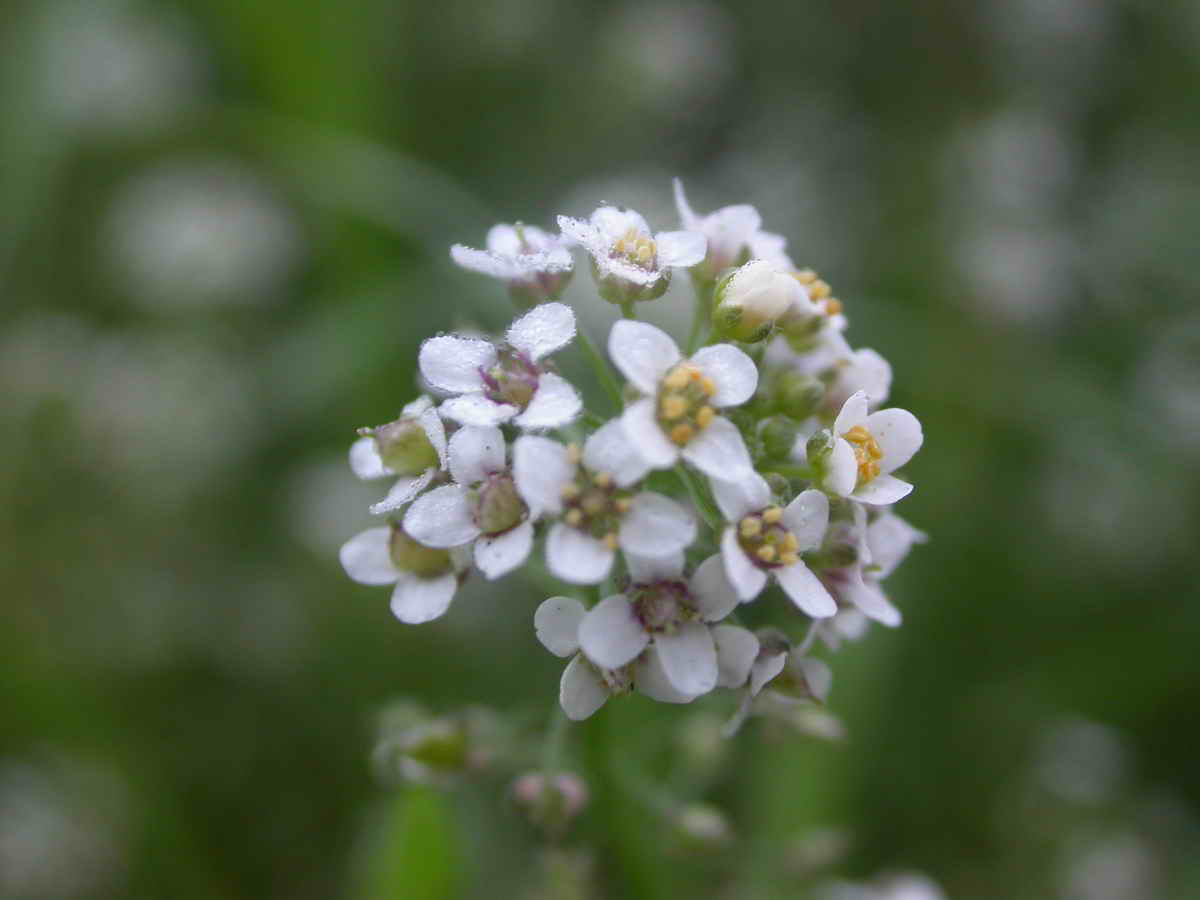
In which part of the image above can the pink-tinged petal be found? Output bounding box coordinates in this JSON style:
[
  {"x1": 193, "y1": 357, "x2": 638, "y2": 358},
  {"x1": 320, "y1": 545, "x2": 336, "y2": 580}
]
[
  {"x1": 672, "y1": 177, "x2": 700, "y2": 230},
  {"x1": 620, "y1": 397, "x2": 680, "y2": 469},
  {"x1": 512, "y1": 436, "x2": 574, "y2": 518},
  {"x1": 865, "y1": 408, "x2": 923, "y2": 474},
  {"x1": 583, "y1": 419, "x2": 650, "y2": 487},
  {"x1": 710, "y1": 471, "x2": 772, "y2": 522},
  {"x1": 340, "y1": 527, "x2": 399, "y2": 585},
  {"x1": 712, "y1": 625, "x2": 759, "y2": 689},
  {"x1": 474, "y1": 520, "x2": 533, "y2": 580},
  {"x1": 774, "y1": 562, "x2": 837, "y2": 618},
  {"x1": 448, "y1": 425, "x2": 505, "y2": 485},
  {"x1": 506, "y1": 302, "x2": 576, "y2": 361},
  {"x1": 349, "y1": 436, "x2": 391, "y2": 480},
  {"x1": 403, "y1": 484, "x2": 480, "y2": 549},
  {"x1": 655, "y1": 229, "x2": 707, "y2": 268},
  {"x1": 579, "y1": 595, "x2": 649, "y2": 670},
  {"x1": 389, "y1": 572, "x2": 457, "y2": 624},
  {"x1": 680, "y1": 416, "x2": 753, "y2": 482},
  {"x1": 545, "y1": 523, "x2": 615, "y2": 585},
  {"x1": 720, "y1": 526, "x2": 768, "y2": 601},
  {"x1": 689, "y1": 344, "x2": 758, "y2": 407},
  {"x1": 419, "y1": 335, "x2": 494, "y2": 393},
  {"x1": 440, "y1": 393, "x2": 517, "y2": 427},
  {"x1": 607, "y1": 320, "x2": 681, "y2": 394},
  {"x1": 535, "y1": 596, "x2": 586, "y2": 657},
  {"x1": 369, "y1": 471, "x2": 434, "y2": 516},
  {"x1": 845, "y1": 576, "x2": 902, "y2": 627},
  {"x1": 416, "y1": 406, "x2": 448, "y2": 468},
  {"x1": 635, "y1": 646, "x2": 698, "y2": 704},
  {"x1": 749, "y1": 651, "x2": 787, "y2": 696},
  {"x1": 825, "y1": 438, "x2": 858, "y2": 497},
  {"x1": 781, "y1": 489, "x2": 829, "y2": 552},
  {"x1": 560, "y1": 655, "x2": 609, "y2": 720},
  {"x1": 833, "y1": 389, "x2": 870, "y2": 436},
  {"x1": 618, "y1": 492, "x2": 696, "y2": 558},
  {"x1": 689, "y1": 554, "x2": 740, "y2": 622},
  {"x1": 625, "y1": 550, "x2": 685, "y2": 584},
  {"x1": 655, "y1": 622, "x2": 718, "y2": 696},
  {"x1": 513, "y1": 373, "x2": 581, "y2": 430},
  {"x1": 853, "y1": 474, "x2": 913, "y2": 506}
]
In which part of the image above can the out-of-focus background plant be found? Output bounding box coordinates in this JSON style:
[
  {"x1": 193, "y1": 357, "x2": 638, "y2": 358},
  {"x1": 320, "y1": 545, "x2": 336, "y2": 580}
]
[{"x1": 2, "y1": 0, "x2": 1198, "y2": 897}]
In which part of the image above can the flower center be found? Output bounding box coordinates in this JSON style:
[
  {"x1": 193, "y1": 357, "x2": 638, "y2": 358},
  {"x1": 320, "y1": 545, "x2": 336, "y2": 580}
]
[
  {"x1": 792, "y1": 268, "x2": 843, "y2": 317},
  {"x1": 560, "y1": 445, "x2": 633, "y2": 550},
  {"x1": 611, "y1": 227, "x2": 657, "y2": 270},
  {"x1": 631, "y1": 580, "x2": 691, "y2": 632},
  {"x1": 842, "y1": 425, "x2": 882, "y2": 484},
  {"x1": 389, "y1": 526, "x2": 453, "y2": 577},
  {"x1": 471, "y1": 472, "x2": 527, "y2": 536},
  {"x1": 737, "y1": 506, "x2": 802, "y2": 568},
  {"x1": 656, "y1": 363, "x2": 717, "y2": 446},
  {"x1": 480, "y1": 346, "x2": 539, "y2": 409},
  {"x1": 366, "y1": 419, "x2": 439, "y2": 476}
]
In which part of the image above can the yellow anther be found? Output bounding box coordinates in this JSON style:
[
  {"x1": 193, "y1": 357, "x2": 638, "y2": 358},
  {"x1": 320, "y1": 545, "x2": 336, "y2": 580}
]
[
  {"x1": 615, "y1": 497, "x2": 632, "y2": 514},
  {"x1": 844, "y1": 425, "x2": 883, "y2": 484},
  {"x1": 825, "y1": 298, "x2": 843, "y2": 316},
  {"x1": 781, "y1": 532, "x2": 800, "y2": 554},
  {"x1": 635, "y1": 242, "x2": 654, "y2": 263},
  {"x1": 664, "y1": 367, "x2": 690, "y2": 391},
  {"x1": 844, "y1": 425, "x2": 870, "y2": 442},
  {"x1": 779, "y1": 552, "x2": 800, "y2": 566},
  {"x1": 566, "y1": 443, "x2": 582, "y2": 464},
  {"x1": 868, "y1": 442, "x2": 883, "y2": 460},
  {"x1": 603, "y1": 532, "x2": 619, "y2": 551},
  {"x1": 764, "y1": 531, "x2": 779, "y2": 544},
  {"x1": 756, "y1": 545, "x2": 777, "y2": 563},
  {"x1": 762, "y1": 507, "x2": 783, "y2": 525},
  {"x1": 740, "y1": 517, "x2": 762, "y2": 538},
  {"x1": 793, "y1": 268, "x2": 817, "y2": 284},
  {"x1": 594, "y1": 472, "x2": 613, "y2": 489},
  {"x1": 695, "y1": 405, "x2": 715, "y2": 428},
  {"x1": 811, "y1": 279, "x2": 831, "y2": 300},
  {"x1": 561, "y1": 482, "x2": 581, "y2": 500},
  {"x1": 565, "y1": 509, "x2": 583, "y2": 526},
  {"x1": 670, "y1": 423, "x2": 694, "y2": 446},
  {"x1": 699, "y1": 376, "x2": 717, "y2": 397},
  {"x1": 613, "y1": 238, "x2": 627, "y2": 255},
  {"x1": 660, "y1": 394, "x2": 688, "y2": 420}
]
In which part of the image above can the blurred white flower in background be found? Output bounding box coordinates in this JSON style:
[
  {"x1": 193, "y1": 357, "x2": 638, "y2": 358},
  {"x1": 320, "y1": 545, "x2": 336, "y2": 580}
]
[
  {"x1": 104, "y1": 159, "x2": 302, "y2": 310},
  {"x1": 818, "y1": 871, "x2": 947, "y2": 900},
  {"x1": 1134, "y1": 319, "x2": 1200, "y2": 454},
  {"x1": 956, "y1": 226, "x2": 1079, "y2": 325},
  {"x1": 1062, "y1": 833, "x2": 1161, "y2": 900},
  {"x1": 1034, "y1": 718, "x2": 1128, "y2": 806}
]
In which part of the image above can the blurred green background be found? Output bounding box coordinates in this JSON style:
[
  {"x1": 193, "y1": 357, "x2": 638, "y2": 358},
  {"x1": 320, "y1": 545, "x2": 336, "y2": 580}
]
[{"x1": 2, "y1": 0, "x2": 1199, "y2": 897}]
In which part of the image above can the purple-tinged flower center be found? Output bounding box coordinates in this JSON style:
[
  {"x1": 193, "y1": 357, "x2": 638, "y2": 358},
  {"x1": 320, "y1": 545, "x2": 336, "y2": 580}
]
[
  {"x1": 471, "y1": 472, "x2": 527, "y2": 536},
  {"x1": 560, "y1": 447, "x2": 633, "y2": 549},
  {"x1": 480, "y1": 346, "x2": 540, "y2": 409},
  {"x1": 737, "y1": 507, "x2": 801, "y2": 569},
  {"x1": 631, "y1": 580, "x2": 691, "y2": 632}
]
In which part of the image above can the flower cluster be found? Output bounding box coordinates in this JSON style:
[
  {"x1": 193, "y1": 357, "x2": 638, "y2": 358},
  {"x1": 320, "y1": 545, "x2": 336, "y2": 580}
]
[{"x1": 341, "y1": 178, "x2": 925, "y2": 725}]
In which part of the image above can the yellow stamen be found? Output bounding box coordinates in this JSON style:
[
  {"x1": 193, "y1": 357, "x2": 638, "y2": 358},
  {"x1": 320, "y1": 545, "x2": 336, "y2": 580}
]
[
  {"x1": 603, "y1": 532, "x2": 619, "y2": 551},
  {"x1": 664, "y1": 368, "x2": 690, "y2": 391},
  {"x1": 670, "y1": 423, "x2": 694, "y2": 446},
  {"x1": 565, "y1": 509, "x2": 583, "y2": 526},
  {"x1": 793, "y1": 268, "x2": 817, "y2": 284},
  {"x1": 615, "y1": 497, "x2": 632, "y2": 514},
  {"x1": 561, "y1": 482, "x2": 581, "y2": 500},
  {"x1": 740, "y1": 517, "x2": 761, "y2": 538},
  {"x1": 593, "y1": 472, "x2": 613, "y2": 489},
  {"x1": 762, "y1": 507, "x2": 783, "y2": 525},
  {"x1": 756, "y1": 546, "x2": 777, "y2": 563},
  {"x1": 810, "y1": 279, "x2": 831, "y2": 300},
  {"x1": 779, "y1": 552, "x2": 800, "y2": 566},
  {"x1": 825, "y1": 298, "x2": 843, "y2": 316},
  {"x1": 660, "y1": 394, "x2": 688, "y2": 420},
  {"x1": 699, "y1": 376, "x2": 716, "y2": 397},
  {"x1": 695, "y1": 405, "x2": 715, "y2": 428},
  {"x1": 781, "y1": 533, "x2": 799, "y2": 554}
]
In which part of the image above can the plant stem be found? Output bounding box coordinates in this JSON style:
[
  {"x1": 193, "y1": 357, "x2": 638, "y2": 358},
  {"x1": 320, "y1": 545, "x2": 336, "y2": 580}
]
[
  {"x1": 762, "y1": 463, "x2": 815, "y2": 481},
  {"x1": 685, "y1": 283, "x2": 711, "y2": 355},
  {"x1": 619, "y1": 301, "x2": 636, "y2": 320},
  {"x1": 675, "y1": 465, "x2": 719, "y2": 531},
  {"x1": 541, "y1": 701, "x2": 569, "y2": 776},
  {"x1": 575, "y1": 328, "x2": 624, "y2": 413}
]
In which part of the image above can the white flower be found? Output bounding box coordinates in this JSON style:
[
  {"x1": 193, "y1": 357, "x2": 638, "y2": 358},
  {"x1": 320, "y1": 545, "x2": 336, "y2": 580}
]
[
  {"x1": 673, "y1": 178, "x2": 786, "y2": 281},
  {"x1": 608, "y1": 319, "x2": 757, "y2": 481},
  {"x1": 721, "y1": 628, "x2": 828, "y2": 735},
  {"x1": 534, "y1": 596, "x2": 702, "y2": 720},
  {"x1": 339, "y1": 524, "x2": 470, "y2": 624},
  {"x1": 712, "y1": 258, "x2": 818, "y2": 343},
  {"x1": 711, "y1": 473, "x2": 837, "y2": 618},
  {"x1": 450, "y1": 223, "x2": 573, "y2": 306},
  {"x1": 575, "y1": 550, "x2": 745, "y2": 696},
  {"x1": 818, "y1": 506, "x2": 925, "y2": 628},
  {"x1": 403, "y1": 426, "x2": 534, "y2": 580},
  {"x1": 813, "y1": 390, "x2": 923, "y2": 505},
  {"x1": 817, "y1": 608, "x2": 872, "y2": 651},
  {"x1": 418, "y1": 302, "x2": 581, "y2": 430},
  {"x1": 513, "y1": 421, "x2": 696, "y2": 584},
  {"x1": 350, "y1": 395, "x2": 448, "y2": 515},
  {"x1": 557, "y1": 205, "x2": 705, "y2": 305}
]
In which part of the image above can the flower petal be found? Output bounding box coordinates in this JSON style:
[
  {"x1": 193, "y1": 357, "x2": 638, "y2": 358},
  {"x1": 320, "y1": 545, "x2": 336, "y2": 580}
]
[
  {"x1": 866, "y1": 408, "x2": 923, "y2": 474},
  {"x1": 867, "y1": 513, "x2": 927, "y2": 580},
  {"x1": 833, "y1": 389, "x2": 869, "y2": 436},
  {"x1": 448, "y1": 425, "x2": 506, "y2": 485},
  {"x1": 349, "y1": 436, "x2": 391, "y2": 480},
  {"x1": 535, "y1": 596, "x2": 586, "y2": 657},
  {"x1": 560, "y1": 654, "x2": 610, "y2": 720},
  {"x1": 710, "y1": 471, "x2": 771, "y2": 522},
  {"x1": 634, "y1": 645, "x2": 697, "y2": 704},
  {"x1": 672, "y1": 177, "x2": 699, "y2": 230},
  {"x1": 655, "y1": 230, "x2": 707, "y2": 268},
  {"x1": 401, "y1": 395, "x2": 434, "y2": 417},
  {"x1": 781, "y1": 489, "x2": 829, "y2": 552},
  {"x1": 591, "y1": 205, "x2": 650, "y2": 239},
  {"x1": 440, "y1": 393, "x2": 517, "y2": 427},
  {"x1": 450, "y1": 244, "x2": 518, "y2": 279},
  {"x1": 545, "y1": 522, "x2": 615, "y2": 585},
  {"x1": 845, "y1": 576, "x2": 902, "y2": 627},
  {"x1": 618, "y1": 492, "x2": 696, "y2": 558},
  {"x1": 680, "y1": 416, "x2": 753, "y2": 482},
  {"x1": 506, "y1": 301, "x2": 576, "y2": 361},
  {"x1": 474, "y1": 520, "x2": 533, "y2": 580},
  {"x1": 607, "y1": 320, "x2": 681, "y2": 395},
  {"x1": 853, "y1": 474, "x2": 914, "y2": 506},
  {"x1": 403, "y1": 484, "x2": 481, "y2": 549},
  {"x1": 825, "y1": 437, "x2": 858, "y2": 497},
  {"x1": 625, "y1": 550, "x2": 685, "y2": 583},
  {"x1": 620, "y1": 397, "x2": 680, "y2": 469},
  {"x1": 712, "y1": 625, "x2": 760, "y2": 689},
  {"x1": 689, "y1": 344, "x2": 758, "y2": 407},
  {"x1": 749, "y1": 650, "x2": 787, "y2": 696},
  {"x1": 794, "y1": 657, "x2": 833, "y2": 703},
  {"x1": 416, "y1": 406, "x2": 448, "y2": 467},
  {"x1": 369, "y1": 471, "x2": 434, "y2": 516},
  {"x1": 578, "y1": 595, "x2": 649, "y2": 670},
  {"x1": 774, "y1": 561, "x2": 837, "y2": 618},
  {"x1": 389, "y1": 572, "x2": 457, "y2": 624},
  {"x1": 655, "y1": 622, "x2": 717, "y2": 696},
  {"x1": 689, "y1": 554, "x2": 740, "y2": 622},
  {"x1": 419, "y1": 335, "x2": 494, "y2": 394},
  {"x1": 556, "y1": 216, "x2": 607, "y2": 259},
  {"x1": 340, "y1": 527, "x2": 398, "y2": 585},
  {"x1": 583, "y1": 418, "x2": 651, "y2": 487},
  {"x1": 720, "y1": 526, "x2": 768, "y2": 601},
  {"x1": 513, "y1": 373, "x2": 581, "y2": 430},
  {"x1": 513, "y1": 436, "x2": 574, "y2": 517}
]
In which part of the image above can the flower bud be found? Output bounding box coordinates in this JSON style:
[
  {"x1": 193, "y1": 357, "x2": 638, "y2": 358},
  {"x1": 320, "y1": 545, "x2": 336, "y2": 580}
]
[
  {"x1": 805, "y1": 429, "x2": 835, "y2": 467},
  {"x1": 772, "y1": 371, "x2": 825, "y2": 420},
  {"x1": 512, "y1": 772, "x2": 589, "y2": 837},
  {"x1": 593, "y1": 259, "x2": 671, "y2": 306},
  {"x1": 711, "y1": 260, "x2": 806, "y2": 343},
  {"x1": 389, "y1": 526, "x2": 453, "y2": 578},
  {"x1": 508, "y1": 268, "x2": 574, "y2": 309},
  {"x1": 368, "y1": 419, "x2": 440, "y2": 476},
  {"x1": 473, "y1": 474, "x2": 526, "y2": 535},
  {"x1": 760, "y1": 415, "x2": 801, "y2": 461},
  {"x1": 673, "y1": 804, "x2": 732, "y2": 851}
]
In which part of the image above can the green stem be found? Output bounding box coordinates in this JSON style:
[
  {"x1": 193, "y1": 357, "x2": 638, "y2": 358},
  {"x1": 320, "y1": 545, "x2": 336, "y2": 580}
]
[
  {"x1": 762, "y1": 463, "x2": 815, "y2": 481},
  {"x1": 619, "y1": 301, "x2": 636, "y2": 320},
  {"x1": 575, "y1": 328, "x2": 624, "y2": 413},
  {"x1": 685, "y1": 283, "x2": 712, "y2": 355},
  {"x1": 675, "y1": 466, "x2": 719, "y2": 531},
  {"x1": 541, "y1": 701, "x2": 569, "y2": 776}
]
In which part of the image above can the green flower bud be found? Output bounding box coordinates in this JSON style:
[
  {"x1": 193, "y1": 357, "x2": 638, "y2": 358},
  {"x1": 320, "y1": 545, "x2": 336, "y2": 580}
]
[
  {"x1": 674, "y1": 804, "x2": 732, "y2": 851},
  {"x1": 403, "y1": 719, "x2": 469, "y2": 772},
  {"x1": 763, "y1": 471, "x2": 792, "y2": 500},
  {"x1": 473, "y1": 474, "x2": 526, "y2": 535},
  {"x1": 710, "y1": 260, "x2": 805, "y2": 343},
  {"x1": 772, "y1": 371, "x2": 825, "y2": 420},
  {"x1": 593, "y1": 258, "x2": 671, "y2": 305},
  {"x1": 389, "y1": 527, "x2": 453, "y2": 578},
  {"x1": 760, "y1": 415, "x2": 801, "y2": 461},
  {"x1": 370, "y1": 419, "x2": 440, "y2": 476},
  {"x1": 805, "y1": 429, "x2": 834, "y2": 467}
]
